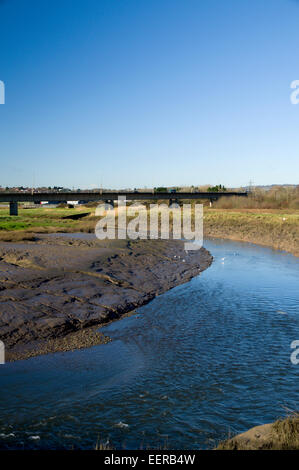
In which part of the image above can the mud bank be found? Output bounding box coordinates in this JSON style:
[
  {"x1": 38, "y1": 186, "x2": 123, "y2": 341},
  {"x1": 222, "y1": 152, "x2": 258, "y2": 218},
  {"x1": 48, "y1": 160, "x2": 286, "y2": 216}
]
[{"x1": 0, "y1": 235, "x2": 212, "y2": 361}]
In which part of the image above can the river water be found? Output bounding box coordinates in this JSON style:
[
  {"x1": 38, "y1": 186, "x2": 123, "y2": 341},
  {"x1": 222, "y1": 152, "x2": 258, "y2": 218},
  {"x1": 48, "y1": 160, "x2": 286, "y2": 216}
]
[{"x1": 0, "y1": 239, "x2": 298, "y2": 449}]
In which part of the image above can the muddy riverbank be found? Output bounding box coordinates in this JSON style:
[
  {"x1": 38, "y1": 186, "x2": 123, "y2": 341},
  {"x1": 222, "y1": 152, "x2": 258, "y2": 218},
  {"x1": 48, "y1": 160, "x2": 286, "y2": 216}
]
[{"x1": 0, "y1": 235, "x2": 212, "y2": 361}]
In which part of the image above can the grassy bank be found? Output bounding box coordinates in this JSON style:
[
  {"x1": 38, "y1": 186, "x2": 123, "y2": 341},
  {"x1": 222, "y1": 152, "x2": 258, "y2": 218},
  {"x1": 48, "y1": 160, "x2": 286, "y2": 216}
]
[
  {"x1": 217, "y1": 414, "x2": 299, "y2": 450},
  {"x1": 0, "y1": 205, "x2": 298, "y2": 257},
  {"x1": 0, "y1": 206, "x2": 98, "y2": 240},
  {"x1": 204, "y1": 208, "x2": 299, "y2": 257}
]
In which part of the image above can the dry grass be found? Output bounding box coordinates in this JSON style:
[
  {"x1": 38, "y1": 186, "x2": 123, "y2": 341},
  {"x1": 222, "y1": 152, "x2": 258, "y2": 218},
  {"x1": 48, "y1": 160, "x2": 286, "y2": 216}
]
[
  {"x1": 214, "y1": 186, "x2": 299, "y2": 210},
  {"x1": 271, "y1": 415, "x2": 299, "y2": 449},
  {"x1": 94, "y1": 438, "x2": 169, "y2": 450},
  {"x1": 95, "y1": 437, "x2": 115, "y2": 450},
  {"x1": 217, "y1": 414, "x2": 299, "y2": 450},
  {"x1": 204, "y1": 208, "x2": 299, "y2": 257}
]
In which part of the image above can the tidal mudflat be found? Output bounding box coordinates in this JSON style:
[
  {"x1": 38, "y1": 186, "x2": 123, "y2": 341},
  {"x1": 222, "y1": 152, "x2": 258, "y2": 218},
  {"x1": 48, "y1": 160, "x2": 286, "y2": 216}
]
[{"x1": 0, "y1": 234, "x2": 212, "y2": 361}]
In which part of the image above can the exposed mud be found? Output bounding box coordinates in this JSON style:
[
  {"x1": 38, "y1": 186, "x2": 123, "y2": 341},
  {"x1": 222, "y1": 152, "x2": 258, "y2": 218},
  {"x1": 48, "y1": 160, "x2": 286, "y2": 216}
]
[{"x1": 0, "y1": 234, "x2": 212, "y2": 361}]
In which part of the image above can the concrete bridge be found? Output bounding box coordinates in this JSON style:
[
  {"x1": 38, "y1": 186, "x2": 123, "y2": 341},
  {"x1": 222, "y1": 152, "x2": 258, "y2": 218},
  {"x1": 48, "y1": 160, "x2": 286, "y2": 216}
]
[{"x1": 0, "y1": 191, "x2": 248, "y2": 215}]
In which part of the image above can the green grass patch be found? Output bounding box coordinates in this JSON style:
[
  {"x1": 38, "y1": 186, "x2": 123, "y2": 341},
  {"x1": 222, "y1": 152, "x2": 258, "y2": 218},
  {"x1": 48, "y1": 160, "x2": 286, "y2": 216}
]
[{"x1": 0, "y1": 206, "x2": 93, "y2": 233}]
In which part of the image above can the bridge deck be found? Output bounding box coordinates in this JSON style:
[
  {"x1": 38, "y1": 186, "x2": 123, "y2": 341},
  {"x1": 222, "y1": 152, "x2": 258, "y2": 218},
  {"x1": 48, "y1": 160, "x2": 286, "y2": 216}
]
[{"x1": 0, "y1": 191, "x2": 247, "y2": 203}]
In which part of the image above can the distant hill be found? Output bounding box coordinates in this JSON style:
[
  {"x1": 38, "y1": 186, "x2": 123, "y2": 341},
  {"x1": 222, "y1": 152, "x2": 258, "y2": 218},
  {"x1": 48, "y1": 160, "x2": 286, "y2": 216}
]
[{"x1": 242, "y1": 184, "x2": 297, "y2": 191}]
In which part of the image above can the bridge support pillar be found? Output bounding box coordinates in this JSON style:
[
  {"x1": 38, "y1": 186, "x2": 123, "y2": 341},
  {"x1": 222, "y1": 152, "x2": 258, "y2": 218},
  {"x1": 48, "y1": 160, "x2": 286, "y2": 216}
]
[
  {"x1": 209, "y1": 198, "x2": 213, "y2": 207},
  {"x1": 10, "y1": 202, "x2": 18, "y2": 216},
  {"x1": 105, "y1": 200, "x2": 114, "y2": 210},
  {"x1": 169, "y1": 198, "x2": 179, "y2": 207}
]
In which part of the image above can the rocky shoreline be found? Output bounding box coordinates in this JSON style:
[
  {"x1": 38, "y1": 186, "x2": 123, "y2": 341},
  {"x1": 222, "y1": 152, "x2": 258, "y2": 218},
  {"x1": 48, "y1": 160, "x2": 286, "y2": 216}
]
[{"x1": 0, "y1": 234, "x2": 212, "y2": 361}]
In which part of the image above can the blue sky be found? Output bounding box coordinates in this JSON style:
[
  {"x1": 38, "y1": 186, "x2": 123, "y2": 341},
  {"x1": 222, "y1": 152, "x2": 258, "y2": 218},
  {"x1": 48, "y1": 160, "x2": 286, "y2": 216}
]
[{"x1": 0, "y1": 0, "x2": 299, "y2": 189}]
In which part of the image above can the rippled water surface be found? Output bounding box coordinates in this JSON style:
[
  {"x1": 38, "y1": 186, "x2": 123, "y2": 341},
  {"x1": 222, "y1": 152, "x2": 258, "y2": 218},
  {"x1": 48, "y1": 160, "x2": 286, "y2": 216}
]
[{"x1": 0, "y1": 239, "x2": 298, "y2": 449}]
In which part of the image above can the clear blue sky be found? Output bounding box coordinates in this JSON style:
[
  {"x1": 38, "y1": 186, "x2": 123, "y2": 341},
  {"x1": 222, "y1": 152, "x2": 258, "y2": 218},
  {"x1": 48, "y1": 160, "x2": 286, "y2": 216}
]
[{"x1": 0, "y1": 0, "x2": 299, "y2": 189}]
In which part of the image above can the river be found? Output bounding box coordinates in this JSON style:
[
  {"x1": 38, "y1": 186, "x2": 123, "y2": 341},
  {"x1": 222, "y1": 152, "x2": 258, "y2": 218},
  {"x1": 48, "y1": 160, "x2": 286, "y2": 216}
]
[{"x1": 0, "y1": 238, "x2": 298, "y2": 449}]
